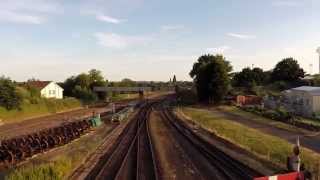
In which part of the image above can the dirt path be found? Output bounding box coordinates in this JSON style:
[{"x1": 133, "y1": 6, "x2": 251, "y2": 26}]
[
  {"x1": 0, "y1": 107, "x2": 110, "y2": 140},
  {"x1": 208, "y1": 108, "x2": 320, "y2": 153}
]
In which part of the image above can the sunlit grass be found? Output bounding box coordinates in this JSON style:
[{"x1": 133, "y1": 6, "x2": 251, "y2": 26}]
[
  {"x1": 179, "y1": 107, "x2": 320, "y2": 178},
  {"x1": 0, "y1": 98, "x2": 81, "y2": 122}
]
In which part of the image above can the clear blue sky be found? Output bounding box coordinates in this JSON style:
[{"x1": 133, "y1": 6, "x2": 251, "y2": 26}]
[{"x1": 1, "y1": 0, "x2": 320, "y2": 82}]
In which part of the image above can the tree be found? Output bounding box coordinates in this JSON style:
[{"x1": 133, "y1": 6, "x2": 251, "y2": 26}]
[
  {"x1": 62, "y1": 69, "x2": 108, "y2": 102},
  {"x1": 272, "y1": 58, "x2": 305, "y2": 82},
  {"x1": 88, "y1": 69, "x2": 104, "y2": 83},
  {"x1": 232, "y1": 67, "x2": 266, "y2": 88},
  {"x1": 75, "y1": 73, "x2": 90, "y2": 88},
  {"x1": 62, "y1": 76, "x2": 77, "y2": 97},
  {"x1": 73, "y1": 85, "x2": 97, "y2": 103},
  {"x1": 0, "y1": 77, "x2": 22, "y2": 110},
  {"x1": 119, "y1": 78, "x2": 136, "y2": 87},
  {"x1": 190, "y1": 54, "x2": 232, "y2": 103}
]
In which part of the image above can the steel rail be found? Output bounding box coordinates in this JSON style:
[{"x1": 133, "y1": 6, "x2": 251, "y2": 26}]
[{"x1": 162, "y1": 107, "x2": 262, "y2": 180}]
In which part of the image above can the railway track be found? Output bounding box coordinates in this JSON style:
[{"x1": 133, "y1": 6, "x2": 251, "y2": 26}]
[
  {"x1": 159, "y1": 106, "x2": 263, "y2": 180},
  {"x1": 87, "y1": 102, "x2": 159, "y2": 180},
  {"x1": 84, "y1": 100, "x2": 264, "y2": 180}
]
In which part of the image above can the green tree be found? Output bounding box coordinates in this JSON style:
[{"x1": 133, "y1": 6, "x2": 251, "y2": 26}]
[
  {"x1": 72, "y1": 86, "x2": 97, "y2": 103},
  {"x1": 119, "y1": 78, "x2": 136, "y2": 87},
  {"x1": 232, "y1": 67, "x2": 266, "y2": 88},
  {"x1": 62, "y1": 76, "x2": 77, "y2": 97},
  {"x1": 190, "y1": 54, "x2": 232, "y2": 103},
  {"x1": 75, "y1": 73, "x2": 90, "y2": 88},
  {"x1": 62, "y1": 69, "x2": 107, "y2": 102},
  {"x1": 0, "y1": 77, "x2": 22, "y2": 110},
  {"x1": 272, "y1": 58, "x2": 305, "y2": 82}
]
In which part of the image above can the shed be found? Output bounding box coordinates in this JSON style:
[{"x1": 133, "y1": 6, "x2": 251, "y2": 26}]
[{"x1": 283, "y1": 86, "x2": 320, "y2": 117}]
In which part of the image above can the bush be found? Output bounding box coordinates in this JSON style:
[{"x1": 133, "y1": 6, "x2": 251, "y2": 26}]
[
  {"x1": 241, "y1": 105, "x2": 293, "y2": 122},
  {"x1": 72, "y1": 86, "x2": 97, "y2": 104},
  {"x1": 0, "y1": 77, "x2": 22, "y2": 110}
]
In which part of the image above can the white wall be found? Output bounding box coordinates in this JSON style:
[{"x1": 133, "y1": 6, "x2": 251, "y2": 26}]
[{"x1": 40, "y1": 82, "x2": 64, "y2": 99}]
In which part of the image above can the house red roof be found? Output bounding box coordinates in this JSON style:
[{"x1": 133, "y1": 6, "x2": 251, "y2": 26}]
[{"x1": 25, "y1": 81, "x2": 51, "y2": 89}]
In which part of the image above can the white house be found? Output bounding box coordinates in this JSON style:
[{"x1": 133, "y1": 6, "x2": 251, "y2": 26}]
[{"x1": 27, "y1": 81, "x2": 64, "y2": 99}]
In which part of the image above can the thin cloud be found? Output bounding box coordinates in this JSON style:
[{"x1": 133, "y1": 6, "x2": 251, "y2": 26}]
[
  {"x1": 272, "y1": 0, "x2": 301, "y2": 7},
  {"x1": 206, "y1": 46, "x2": 231, "y2": 54},
  {"x1": 0, "y1": 0, "x2": 60, "y2": 24},
  {"x1": 0, "y1": 11, "x2": 45, "y2": 24},
  {"x1": 227, "y1": 33, "x2": 256, "y2": 39},
  {"x1": 161, "y1": 25, "x2": 184, "y2": 31},
  {"x1": 96, "y1": 14, "x2": 125, "y2": 24},
  {"x1": 94, "y1": 32, "x2": 153, "y2": 49}
]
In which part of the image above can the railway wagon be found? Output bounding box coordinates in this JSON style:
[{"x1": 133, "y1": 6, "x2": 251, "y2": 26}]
[{"x1": 237, "y1": 95, "x2": 262, "y2": 106}]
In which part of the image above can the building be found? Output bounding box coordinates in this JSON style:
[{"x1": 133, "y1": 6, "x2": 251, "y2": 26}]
[
  {"x1": 26, "y1": 81, "x2": 64, "y2": 99},
  {"x1": 282, "y1": 86, "x2": 320, "y2": 117}
]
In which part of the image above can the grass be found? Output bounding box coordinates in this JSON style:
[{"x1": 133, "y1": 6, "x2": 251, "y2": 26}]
[
  {"x1": 218, "y1": 106, "x2": 309, "y2": 134},
  {"x1": 0, "y1": 98, "x2": 82, "y2": 123},
  {"x1": 179, "y1": 107, "x2": 320, "y2": 178},
  {"x1": 5, "y1": 157, "x2": 72, "y2": 180},
  {"x1": 5, "y1": 123, "x2": 114, "y2": 180},
  {"x1": 300, "y1": 117, "x2": 320, "y2": 127}
]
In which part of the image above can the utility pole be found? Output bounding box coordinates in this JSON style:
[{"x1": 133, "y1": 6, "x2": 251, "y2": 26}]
[{"x1": 316, "y1": 47, "x2": 320, "y2": 74}]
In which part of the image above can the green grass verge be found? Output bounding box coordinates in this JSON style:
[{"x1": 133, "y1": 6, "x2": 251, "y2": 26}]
[
  {"x1": 0, "y1": 98, "x2": 82, "y2": 122},
  {"x1": 5, "y1": 157, "x2": 72, "y2": 180},
  {"x1": 299, "y1": 117, "x2": 320, "y2": 127},
  {"x1": 179, "y1": 107, "x2": 320, "y2": 177},
  {"x1": 217, "y1": 106, "x2": 309, "y2": 134}
]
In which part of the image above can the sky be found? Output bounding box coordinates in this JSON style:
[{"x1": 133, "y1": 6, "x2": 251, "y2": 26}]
[{"x1": 1, "y1": 0, "x2": 320, "y2": 82}]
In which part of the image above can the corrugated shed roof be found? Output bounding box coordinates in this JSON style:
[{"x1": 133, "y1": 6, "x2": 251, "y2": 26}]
[{"x1": 289, "y1": 86, "x2": 320, "y2": 96}]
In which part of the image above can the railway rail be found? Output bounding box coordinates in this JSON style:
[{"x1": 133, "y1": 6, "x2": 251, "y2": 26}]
[
  {"x1": 82, "y1": 99, "x2": 265, "y2": 180},
  {"x1": 159, "y1": 105, "x2": 263, "y2": 180},
  {"x1": 86, "y1": 102, "x2": 159, "y2": 180}
]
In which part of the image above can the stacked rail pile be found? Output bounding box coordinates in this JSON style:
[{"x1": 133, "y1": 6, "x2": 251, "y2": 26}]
[{"x1": 0, "y1": 119, "x2": 92, "y2": 168}]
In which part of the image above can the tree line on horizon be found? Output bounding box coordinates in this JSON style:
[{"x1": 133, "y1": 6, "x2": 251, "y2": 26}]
[
  {"x1": 189, "y1": 54, "x2": 309, "y2": 104},
  {"x1": 0, "y1": 69, "x2": 180, "y2": 110}
]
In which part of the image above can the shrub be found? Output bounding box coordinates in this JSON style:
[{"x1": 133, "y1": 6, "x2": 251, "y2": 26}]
[{"x1": 0, "y1": 77, "x2": 22, "y2": 110}]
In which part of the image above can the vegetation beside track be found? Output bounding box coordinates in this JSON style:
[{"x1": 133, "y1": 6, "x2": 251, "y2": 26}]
[
  {"x1": 5, "y1": 123, "x2": 114, "y2": 180},
  {"x1": 217, "y1": 106, "x2": 311, "y2": 134},
  {"x1": 110, "y1": 93, "x2": 139, "y2": 101},
  {"x1": 178, "y1": 107, "x2": 320, "y2": 178},
  {"x1": 0, "y1": 97, "x2": 81, "y2": 123}
]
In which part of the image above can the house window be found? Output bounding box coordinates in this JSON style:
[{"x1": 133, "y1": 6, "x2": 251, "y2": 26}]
[{"x1": 49, "y1": 90, "x2": 56, "y2": 95}]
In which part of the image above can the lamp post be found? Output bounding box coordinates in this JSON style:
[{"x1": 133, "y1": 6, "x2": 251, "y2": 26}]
[{"x1": 316, "y1": 47, "x2": 320, "y2": 74}]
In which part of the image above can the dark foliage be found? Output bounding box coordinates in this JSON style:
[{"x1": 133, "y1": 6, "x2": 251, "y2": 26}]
[
  {"x1": 271, "y1": 57, "x2": 305, "y2": 82},
  {"x1": 0, "y1": 77, "x2": 22, "y2": 110},
  {"x1": 232, "y1": 67, "x2": 268, "y2": 88},
  {"x1": 61, "y1": 69, "x2": 107, "y2": 103},
  {"x1": 190, "y1": 54, "x2": 232, "y2": 104}
]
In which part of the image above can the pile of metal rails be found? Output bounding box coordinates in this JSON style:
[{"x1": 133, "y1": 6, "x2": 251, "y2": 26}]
[{"x1": 0, "y1": 116, "x2": 100, "y2": 168}]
